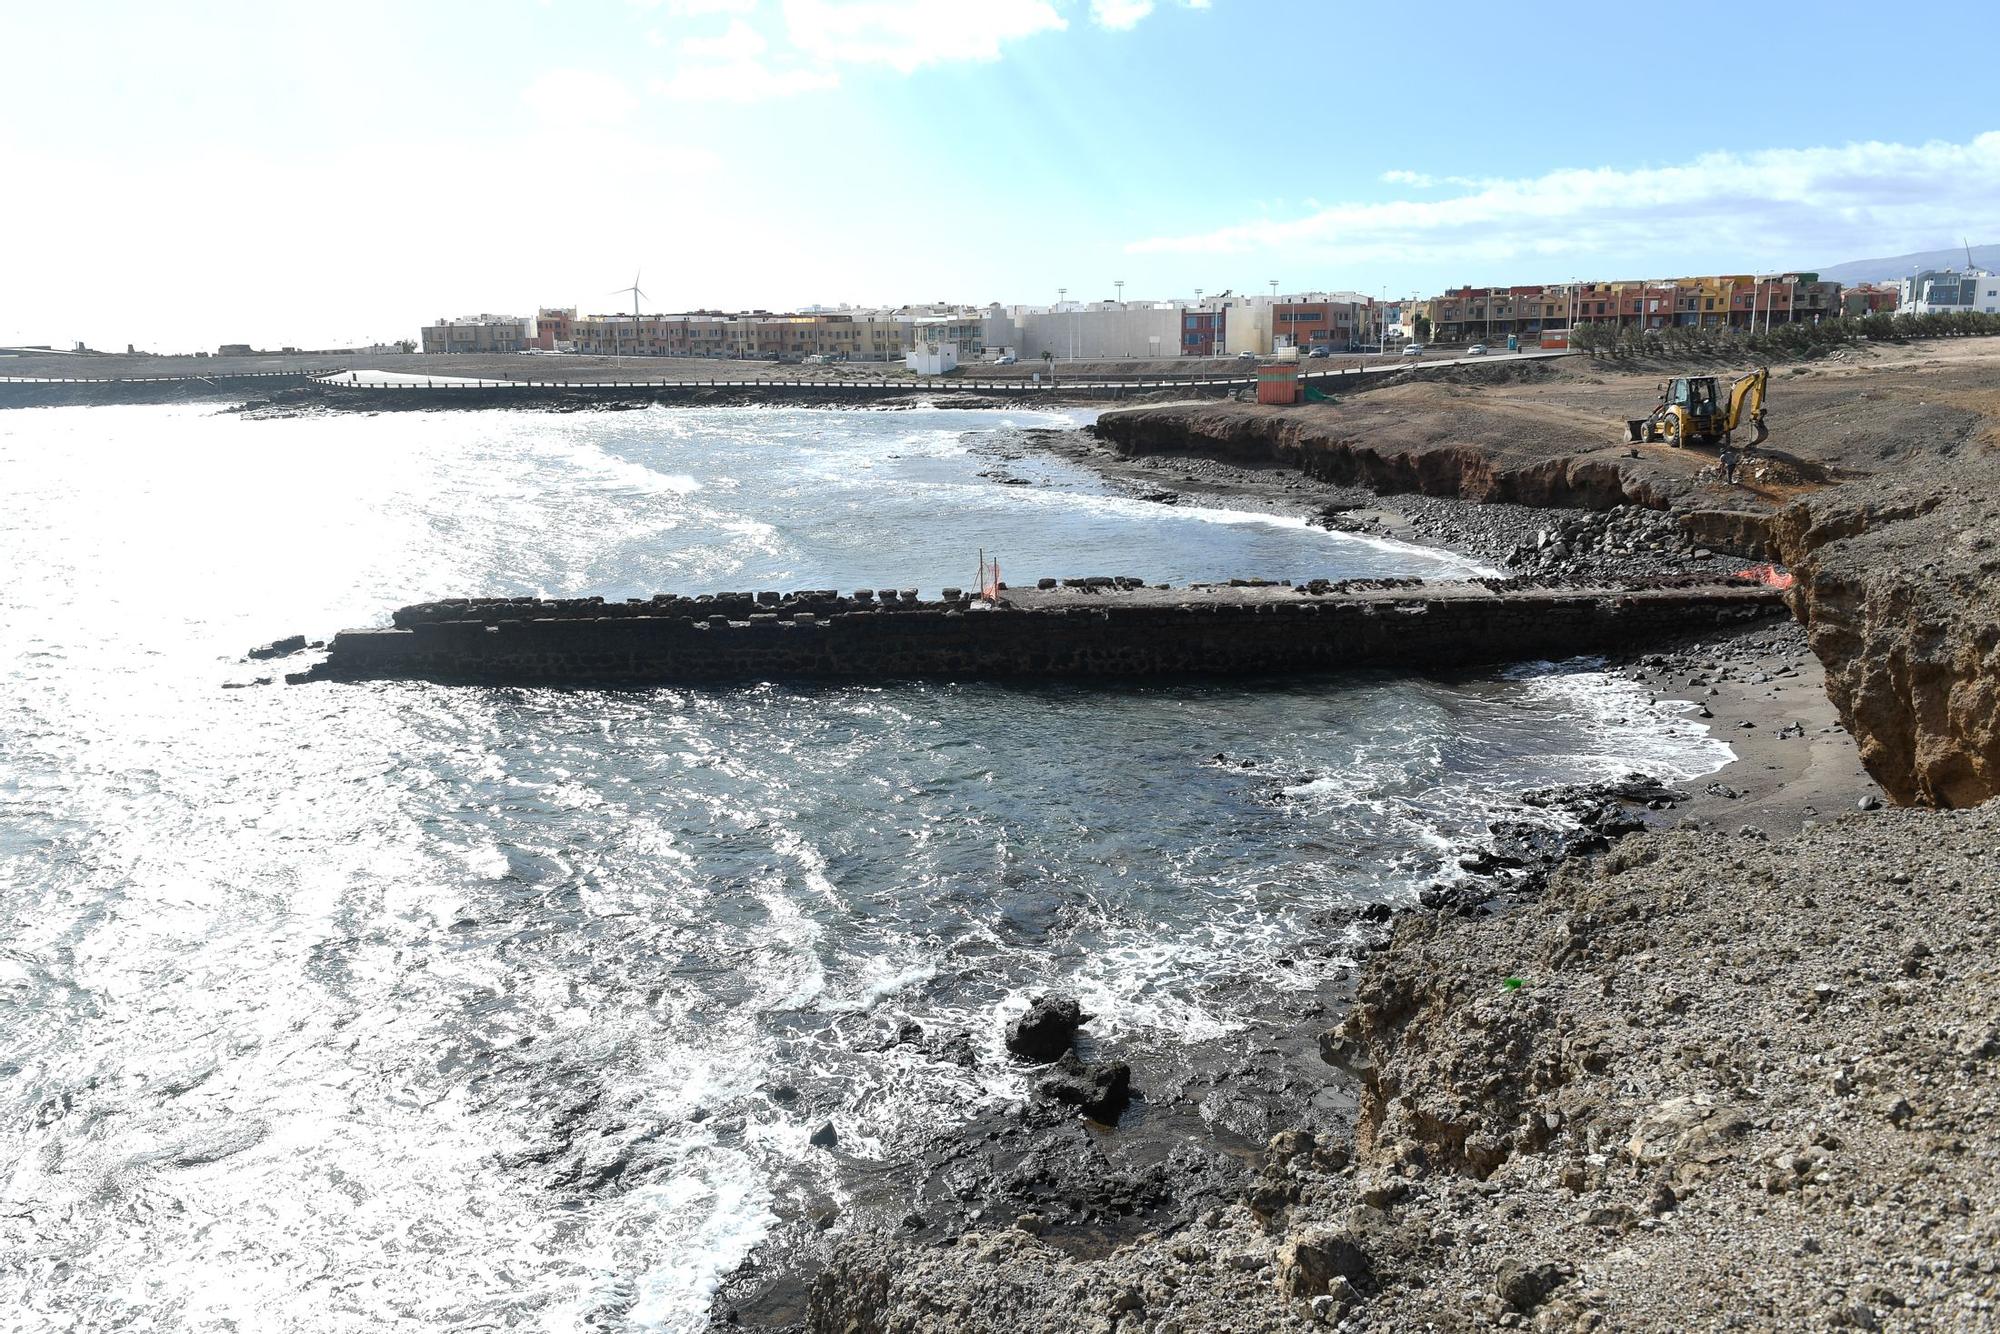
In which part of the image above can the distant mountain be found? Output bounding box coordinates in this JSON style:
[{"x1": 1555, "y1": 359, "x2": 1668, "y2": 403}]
[{"x1": 1816, "y1": 244, "x2": 2000, "y2": 285}]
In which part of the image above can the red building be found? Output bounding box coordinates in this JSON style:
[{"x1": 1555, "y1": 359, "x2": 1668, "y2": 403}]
[
  {"x1": 1270, "y1": 298, "x2": 1362, "y2": 350},
  {"x1": 530, "y1": 306, "x2": 576, "y2": 350},
  {"x1": 1181, "y1": 308, "x2": 1225, "y2": 356}
]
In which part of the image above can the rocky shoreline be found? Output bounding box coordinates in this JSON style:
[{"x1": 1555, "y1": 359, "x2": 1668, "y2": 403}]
[
  {"x1": 771, "y1": 358, "x2": 2000, "y2": 1330},
  {"x1": 710, "y1": 521, "x2": 1877, "y2": 1328},
  {"x1": 805, "y1": 800, "x2": 2000, "y2": 1333}
]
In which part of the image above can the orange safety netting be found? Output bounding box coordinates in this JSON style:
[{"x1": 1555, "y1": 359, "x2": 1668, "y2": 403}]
[{"x1": 1732, "y1": 563, "x2": 1795, "y2": 590}]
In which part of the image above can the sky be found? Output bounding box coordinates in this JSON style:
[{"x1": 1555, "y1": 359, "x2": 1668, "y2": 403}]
[{"x1": 3, "y1": 0, "x2": 1996, "y2": 352}]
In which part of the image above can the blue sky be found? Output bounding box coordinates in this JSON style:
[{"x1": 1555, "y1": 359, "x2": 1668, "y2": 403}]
[{"x1": 3, "y1": 0, "x2": 1995, "y2": 351}]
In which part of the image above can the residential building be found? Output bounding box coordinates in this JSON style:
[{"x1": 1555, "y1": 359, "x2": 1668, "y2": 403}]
[
  {"x1": 569, "y1": 313, "x2": 686, "y2": 357},
  {"x1": 421, "y1": 314, "x2": 532, "y2": 354},
  {"x1": 556, "y1": 310, "x2": 910, "y2": 361},
  {"x1": 1181, "y1": 307, "x2": 1225, "y2": 356},
  {"x1": 1901, "y1": 268, "x2": 1997, "y2": 316},
  {"x1": 531, "y1": 307, "x2": 576, "y2": 351},
  {"x1": 910, "y1": 315, "x2": 988, "y2": 356},
  {"x1": 1271, "y1": 296, "x2": 1366, "y2": 351},
  {"x1": 1842, "y1": 284, "x2": 1902, "y2": 317}
]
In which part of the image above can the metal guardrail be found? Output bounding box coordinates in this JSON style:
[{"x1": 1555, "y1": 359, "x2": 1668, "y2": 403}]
[{"x1": 1, "y1": 352, "x2": 1571, "y2": 392}]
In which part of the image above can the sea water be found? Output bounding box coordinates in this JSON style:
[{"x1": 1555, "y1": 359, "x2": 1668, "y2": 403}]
[{"x1": 0, "y1": 403, "x2": 1731, "y2": 1331}]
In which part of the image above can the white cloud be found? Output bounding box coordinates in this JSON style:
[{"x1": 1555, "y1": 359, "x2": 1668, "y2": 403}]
[
  {"x1": 521, "y1": 68, "x2": 641, "y2": 127},
  {"x1": 1131, "y1": 133, "x2": 2000, "y2": 270},
  {"x1": 780, "y1": 0, "x2": 1066, "y2": 74},
  {"x1": 1091, "y1": 0, "x2": 1154, "y2": 28},
  {"x1": 631, "y1": 0, "x2": 760, "y2": 13},
  {"x1": 651, "y1": 61, "x2": 839, "y2": 101},
  {"x1": 677, "y1": 18, "x2": 767, "y2": 60},
  {"x1": 1380, "y1": 168, "x2": 1486, "y2": 189}
]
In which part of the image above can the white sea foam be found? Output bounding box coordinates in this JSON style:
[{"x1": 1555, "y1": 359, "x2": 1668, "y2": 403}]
[
  {"x1": 1508, "y1": 658, "x2": 1736, "y2": 782},
  {"x1": 819, "y1": 959, "x2": 939, "y2": 1014}
]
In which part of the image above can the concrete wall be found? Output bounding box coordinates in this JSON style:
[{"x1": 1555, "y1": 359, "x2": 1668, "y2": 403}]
[
  {"x1": 981, "y1": 314, "x2": 1019, "y2": 355},
  {"x1": 1019, "y1": 307, "x2": 1184, "y2": 360}
]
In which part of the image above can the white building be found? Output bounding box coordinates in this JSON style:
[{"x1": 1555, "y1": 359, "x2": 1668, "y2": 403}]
[
  {"x1": 1218, "y1": 297, "x2": 1272, "y2": 357},
  {"x1": 907, "y1": 341, "x2": 959, "y2": 375},
  {"x1": 1900, "y1": 269, "x2": 1997, "y2": 316}
]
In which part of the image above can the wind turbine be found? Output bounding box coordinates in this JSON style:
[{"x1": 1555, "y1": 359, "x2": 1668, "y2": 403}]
[{"x1": 609, "y1": 272, "x2": 647, "y2": 361}]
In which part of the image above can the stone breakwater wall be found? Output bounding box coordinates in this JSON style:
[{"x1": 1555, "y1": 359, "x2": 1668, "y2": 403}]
[
  {"x1": 0, "y1": 371, "x2": 330, "y2": 408},
  {"x1": 294, "y1": 577, "x2": 1786, "y2": 686}
]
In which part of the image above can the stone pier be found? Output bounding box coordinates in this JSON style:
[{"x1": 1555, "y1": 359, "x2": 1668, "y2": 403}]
[{"x1": 291, "y1": 576, "x2": 1787, "y2": 686}]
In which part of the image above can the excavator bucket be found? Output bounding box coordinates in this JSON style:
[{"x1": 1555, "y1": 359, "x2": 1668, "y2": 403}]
[
  {"x1": 1749, "y1": 418, "x2": 1769, "y2": 447},
  {"x1": 1625, "y1": 419, "x2": 1649, "y2": 444}
]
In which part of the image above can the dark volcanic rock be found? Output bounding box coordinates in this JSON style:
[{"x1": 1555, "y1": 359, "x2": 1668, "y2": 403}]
[
  {"x1": 1035, "y1": 1051, "x2": 1132, "y2": 1123},
  {"x1": 1495, "y1": 1260, "x2": 1567, "y2": 1313},
  {"x1": 1006, "y1": 994, "x2": 1087, "y2": 1063},
  {"x1": 248, "y1": 634, "x2": 307, "y2": 660}
]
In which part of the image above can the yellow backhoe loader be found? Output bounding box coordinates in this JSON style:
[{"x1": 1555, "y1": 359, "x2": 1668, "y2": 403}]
[{"x1": 1625, "y1": 367, "x2": 1769, "y2": 449}]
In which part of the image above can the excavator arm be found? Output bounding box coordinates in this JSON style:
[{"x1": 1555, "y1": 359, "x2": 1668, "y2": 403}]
[{"x1": 1726, "y1": 367, "x2": 1769, "y2": 446}]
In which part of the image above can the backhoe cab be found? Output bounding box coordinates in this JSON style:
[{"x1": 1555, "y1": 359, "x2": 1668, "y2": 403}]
[{"x1": 1626, "y1": 367, "x2": 1769, "y2": 449}]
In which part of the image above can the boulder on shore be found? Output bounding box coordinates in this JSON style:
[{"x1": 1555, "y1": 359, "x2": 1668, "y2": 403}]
[
  {"x1": 1034, "y1": 1050, "x2": 1131, "y2": 1123},
  {"x1": 1006, "y1": 993, "x2": 1087, "y2": 1062},
  {"x1": 248, "y1": 634, "x2": 307, "y2": 660}
]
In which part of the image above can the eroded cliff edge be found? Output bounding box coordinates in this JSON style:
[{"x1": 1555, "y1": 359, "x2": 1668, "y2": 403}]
[
  {"x1": 1088, "y1": 391, "x2": 2000, "y2": 809},
  {"x1": 1773, "y1": 463, "x2": 2000, "y2": 807}
]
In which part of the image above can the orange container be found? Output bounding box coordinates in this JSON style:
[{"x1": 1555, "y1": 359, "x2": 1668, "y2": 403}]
[{"x1": 1256, "y1": 363, "x2": 1300, "y2": 405}]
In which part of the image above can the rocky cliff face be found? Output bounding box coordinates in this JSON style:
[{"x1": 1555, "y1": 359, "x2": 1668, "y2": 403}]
[
  {"x1": 1773, "y1": 458, "x2": 2000, "y2": 807},
  {"x1": 1089, "y1": 403, "x2": 1746, "y2": 517}
]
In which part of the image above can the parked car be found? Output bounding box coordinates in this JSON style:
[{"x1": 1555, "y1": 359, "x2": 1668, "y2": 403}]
[
  {"x1": 1236, "y1": 350, "x2": 1257, "y2": 361},
  {"x1": 1307, "y1": 347, "x2": 1330, "y2": 359},
  {"x1": 994, "y1": 354, "x2": 1017, "y2": 365},
  {"x1": 1402, "y1": 343, "x2": 1425, "y2": 356},
  {"x1": 1466, "y1": 343, "x2": 1488, "y2": 356}
]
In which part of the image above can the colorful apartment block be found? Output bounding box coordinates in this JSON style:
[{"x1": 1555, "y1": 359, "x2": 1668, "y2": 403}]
[{"x1": 1270, "y1": 299, "x2": 1364, "y2": 350}]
